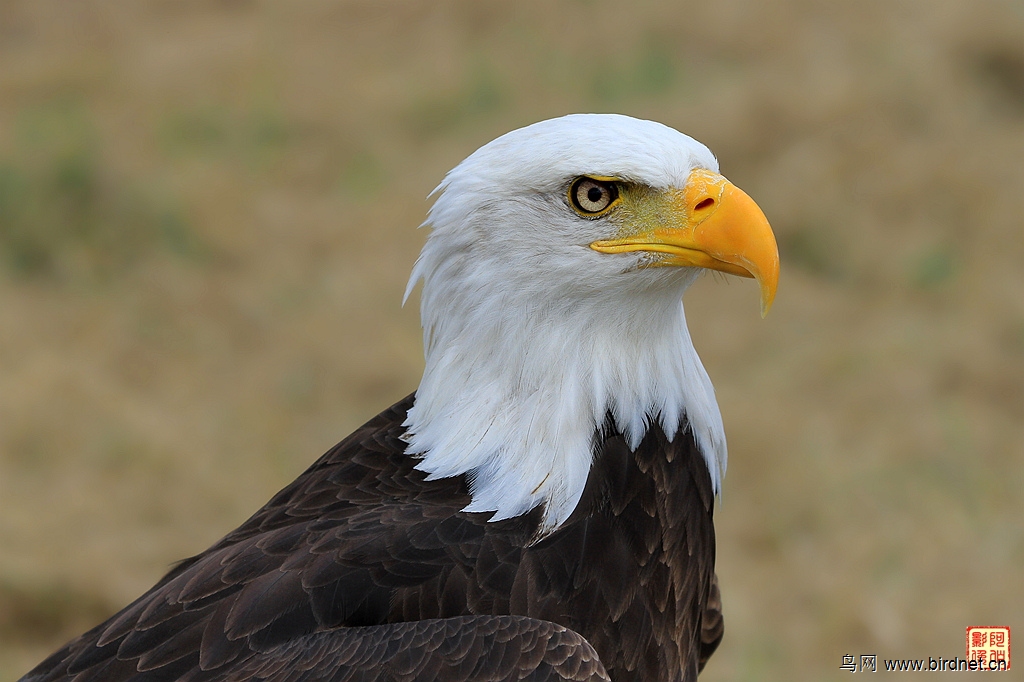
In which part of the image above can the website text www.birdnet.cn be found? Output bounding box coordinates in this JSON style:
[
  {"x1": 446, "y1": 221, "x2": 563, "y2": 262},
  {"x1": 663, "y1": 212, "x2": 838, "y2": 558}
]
[
  {"x1": 840, "y1": 655, "x2": 1009, "y2": 673},
  {"x1": 840, "y1": 626, "x2": 1011, "y2": 673}
]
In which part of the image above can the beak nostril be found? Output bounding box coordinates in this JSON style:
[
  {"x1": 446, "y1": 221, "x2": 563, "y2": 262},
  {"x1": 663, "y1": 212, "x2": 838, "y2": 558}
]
[{"x1": 694, "y1": 197, "x2": 715, "y2": 212}]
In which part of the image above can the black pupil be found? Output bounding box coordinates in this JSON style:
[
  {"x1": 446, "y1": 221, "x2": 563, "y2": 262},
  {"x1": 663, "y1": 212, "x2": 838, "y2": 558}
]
[{"x1": 587, "y1": 186, "x2": 604, "y2": 203}]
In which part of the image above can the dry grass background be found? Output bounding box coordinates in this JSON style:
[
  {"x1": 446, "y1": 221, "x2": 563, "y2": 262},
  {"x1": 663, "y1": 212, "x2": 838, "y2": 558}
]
[{"x1": 1, "y1": 1, "x2": 1022, "y2": 679}]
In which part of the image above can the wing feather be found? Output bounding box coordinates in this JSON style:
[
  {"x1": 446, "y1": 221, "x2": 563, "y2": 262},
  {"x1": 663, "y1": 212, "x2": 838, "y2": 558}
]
[{"x1": 219, "y1": 617, "x2": 609, "y2": 682}]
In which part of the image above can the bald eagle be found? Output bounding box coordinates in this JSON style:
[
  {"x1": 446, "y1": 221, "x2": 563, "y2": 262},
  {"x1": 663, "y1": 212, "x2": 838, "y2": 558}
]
[{"x1": 21, "y1": 114, "x2": 778, "y2": 682}]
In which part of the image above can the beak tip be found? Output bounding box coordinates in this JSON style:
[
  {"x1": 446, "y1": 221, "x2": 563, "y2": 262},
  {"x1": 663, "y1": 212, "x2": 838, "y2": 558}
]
[{"x1": 757, "y1": 268, "x2": 778, "y2": 319}]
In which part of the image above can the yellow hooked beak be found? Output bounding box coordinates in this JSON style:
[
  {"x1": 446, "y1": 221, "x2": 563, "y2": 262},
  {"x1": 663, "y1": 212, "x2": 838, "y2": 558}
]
[{"x1": 590, "y1": 169, "x2": 779, "y2": 316}]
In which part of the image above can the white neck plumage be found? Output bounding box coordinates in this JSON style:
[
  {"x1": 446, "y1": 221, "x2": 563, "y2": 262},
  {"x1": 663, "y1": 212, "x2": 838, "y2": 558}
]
[{"x1": 402, "y1": 257, "x2": 726, "y2": 535}]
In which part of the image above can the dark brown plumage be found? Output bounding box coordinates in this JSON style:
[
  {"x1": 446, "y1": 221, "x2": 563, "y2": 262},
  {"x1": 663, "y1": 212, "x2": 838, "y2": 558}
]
[{"x1": 21, "y1": 394, "x2": 721, "y2": 682}]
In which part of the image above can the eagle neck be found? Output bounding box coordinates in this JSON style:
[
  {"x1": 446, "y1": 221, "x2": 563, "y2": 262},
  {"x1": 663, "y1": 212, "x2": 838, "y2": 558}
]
[{"x1": 402, "y1": 273, "x2": 727, "y2": 535}]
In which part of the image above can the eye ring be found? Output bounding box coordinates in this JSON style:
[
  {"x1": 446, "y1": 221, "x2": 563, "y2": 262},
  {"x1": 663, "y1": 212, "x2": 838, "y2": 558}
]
[{"x1": 569, "y1": 177, "x2": 620, "y2": 217}]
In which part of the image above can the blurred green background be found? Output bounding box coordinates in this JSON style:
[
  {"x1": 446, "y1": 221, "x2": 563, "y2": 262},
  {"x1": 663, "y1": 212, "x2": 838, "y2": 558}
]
[{"x1": 1, "y1": 1, "x2": 1022, "y2": 680}]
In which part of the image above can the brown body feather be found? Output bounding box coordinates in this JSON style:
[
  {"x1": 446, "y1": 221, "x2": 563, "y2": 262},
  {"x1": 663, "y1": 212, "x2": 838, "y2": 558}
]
[{"x1": 21, "y1": 394, "x2": 722, "y2": 682}]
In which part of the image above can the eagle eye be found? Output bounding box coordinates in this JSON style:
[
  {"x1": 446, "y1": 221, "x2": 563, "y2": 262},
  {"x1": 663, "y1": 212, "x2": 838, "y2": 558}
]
[{"x1": 569, "y1": 177, "x2": 620, "y2": 217}]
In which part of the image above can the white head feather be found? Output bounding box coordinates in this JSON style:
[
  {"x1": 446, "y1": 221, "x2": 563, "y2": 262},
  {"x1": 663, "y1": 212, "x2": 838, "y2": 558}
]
[{"x1": 402, "y1": 114, "x2": 727, "y2": 534}]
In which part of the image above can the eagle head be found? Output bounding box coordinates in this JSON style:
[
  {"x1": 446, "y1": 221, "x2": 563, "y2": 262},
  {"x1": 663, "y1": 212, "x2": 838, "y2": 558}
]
[{"x1": 402, "y1": 114, "x2": 779, "y2": 534}]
